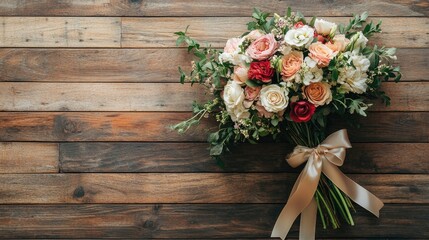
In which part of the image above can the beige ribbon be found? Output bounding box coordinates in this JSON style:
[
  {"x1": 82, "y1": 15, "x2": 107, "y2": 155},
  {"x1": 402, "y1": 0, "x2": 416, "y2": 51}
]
[{"x1": 271, "y1": 129, "x2": 384, "y2": 240}]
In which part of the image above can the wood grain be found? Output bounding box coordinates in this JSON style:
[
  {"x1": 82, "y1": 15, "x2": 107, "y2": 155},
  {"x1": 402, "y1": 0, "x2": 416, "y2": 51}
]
[
  {"x1": 59, "y1": 142, "x2": 429, "y2": 174},
  {"x1": 0, "y1": 173, "x2": 427, "y2": 204},
  {"x1": 0, "y1": 204, "x2": 427, "y2": 238},
  {"x1": 0, "y1": 17, "x2": 121, "y2": 47},
  {"x1": 122, "y1": 17, "x2": 429, "y2": 48},
  {"x1": 0, "y1": 112, "x2": 427, "y2": 142},
  {"x1": 0, "y1": 82, "x2": 425, "y2": 111},
  {"x1": 0, "y1": 82, "x2": 206, "y2": 111},
  {"x1": 0, "y1": 142, "x2": 58, "y2": 173},
  {"x1": 0, "y1": 0, "x2": 426, "y2": 16},
  {"x1": 0, "y1": 48, "x2": 426, "y2": 82}
]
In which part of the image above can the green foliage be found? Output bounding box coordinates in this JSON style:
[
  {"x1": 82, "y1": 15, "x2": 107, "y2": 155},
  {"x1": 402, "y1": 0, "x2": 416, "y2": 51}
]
[{"x1": 247, "y1": 8, "x2": 275, "y2": 33}]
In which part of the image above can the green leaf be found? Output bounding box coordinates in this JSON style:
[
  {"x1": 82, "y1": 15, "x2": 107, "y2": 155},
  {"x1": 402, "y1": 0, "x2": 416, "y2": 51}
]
[
  {"x1": 286, "y1": 7, "x2": 292, "y2": 17},
  {"x1": 210, "y1": 144, "x2": 224, "y2": 156},
  {"x1": 309, "y1": 17, "x2": 316, "y2": 27},
  {"x1": 245, "y1": 80, "x2": 261, "y2": 87},
  {"x1": 332, "y1": 69, "x2": 339, "y2": 81},
  {"x1": 271, "y1": 118, "x2": 279, "y2": 127},
  {"x1": 208, "y1": 132, "x2": 219, "y2": 143}
]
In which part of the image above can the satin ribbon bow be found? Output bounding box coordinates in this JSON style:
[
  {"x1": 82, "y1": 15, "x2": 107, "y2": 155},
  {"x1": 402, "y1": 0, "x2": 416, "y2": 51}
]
[{"x1": 271, "y1": 129, "x2": 384, "y2": 240}]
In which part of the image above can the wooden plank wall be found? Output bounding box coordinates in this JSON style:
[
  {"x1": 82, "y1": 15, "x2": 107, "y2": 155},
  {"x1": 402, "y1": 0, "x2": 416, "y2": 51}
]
[{"x1": 0, "y1": 0, "x2": 428, "y2": 239}]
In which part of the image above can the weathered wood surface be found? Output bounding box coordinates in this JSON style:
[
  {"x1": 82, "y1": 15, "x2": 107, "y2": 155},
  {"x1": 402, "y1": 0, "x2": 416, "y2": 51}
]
[
  {"x1": 0, "y1": 204, "x2": 427, "y2": 238},
  {"x1": 0, "y1": 173, "x2": 427, "y2": 204},
  {"x1": 0, "y1": 82, "x2": 425, "y2": 111},
  {"x1": 0, "y1": 48, "x2": 426, "y2": 82},
  {"x1": 0, "y1": 82, "x2": 206, "y2": 111},
  {"x1": 0, "y1": 0, "x2": 427, "y2": 16},
  {"x1": 59, "y1": 142, "x2": 429, "y2": 174},
  {"x1": 122, "y1": 17, "x2": 429, "y2": 48},
  {"x1": 0, "y1": 142, "x2": 58, "y2": 173},
  {"x1": 0, "y1": 17, "x2": 121, "y2": 47},
  {"x1": 0, "y1": 112, "x2": 427, "y2": 142}
]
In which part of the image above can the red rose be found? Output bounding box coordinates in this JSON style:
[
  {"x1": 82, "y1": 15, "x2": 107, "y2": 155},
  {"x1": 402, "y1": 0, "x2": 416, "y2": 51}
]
[
  {"x1": 248, "y1": 60, "x2": 274, "y2": 83},
  {"x1": 290, "y1": 101, "x2": 316, "y2": 123},
  {"x1": 294, "y1": 21, "x2": 305, "y2": 28}
]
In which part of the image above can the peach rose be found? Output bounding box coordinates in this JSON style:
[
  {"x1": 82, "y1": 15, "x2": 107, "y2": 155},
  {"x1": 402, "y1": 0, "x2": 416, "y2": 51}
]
[
  {"x1": 232, "y1": 66, "x2": 249, "y2": 84},
  {"x1": 246, "y1": 30, "x2": 265, "y2": 41},
  {"x1": 281, "y1": 50, "x2": 303, "y2": 81},
  {"x1": 246, "y1": 33, "x2": 278, "y2": 60},
  {"x1": 224, "y1": 37, "x2": 242, "y2": 53},
  {"x1": 326, "y1": 34, "x2": 350, "y2": 53},
  {"x1": 303, "y1": 82, "x2": 332, "y2": 106},
  {"x1": 309, "y1": 42, "x2": 334, "y2": 67},
  {"x1": 244, "y1": 86, "x2": 261, "y2": 101}
]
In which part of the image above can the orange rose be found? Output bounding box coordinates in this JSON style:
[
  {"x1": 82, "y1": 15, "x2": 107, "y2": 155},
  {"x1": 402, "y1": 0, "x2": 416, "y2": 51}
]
[
  {"x1": 303, "y1": 82, "x2": 332, "y2": 106},
  {"x1": 308, "y1": 42, "x2": 334, "y2": 67},
  {"x1": 281, "y1": 50, "x2": 303, "y2": 81},
  {"x1": 326, "y1": 34, "x2": 350, "y2": 54}
]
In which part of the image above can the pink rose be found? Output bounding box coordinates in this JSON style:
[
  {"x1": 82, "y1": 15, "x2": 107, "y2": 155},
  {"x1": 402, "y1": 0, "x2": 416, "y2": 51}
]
[
  {"x1": 244, "y1": 86, "x2": 261, "y2": 101},
  {"x1": 246, "y1": 34, "x2": 278, "y2": 60},
  {"x1": 309, "y1": 42, "x2": 334, "y2": 67},
  {"x1": 232, "y1": 66, "x2": 249, "y2": 84},
  {"x1": 255, "y1": 101, "x2": 273, "y2": 118},
  {"x1": 281, "y1": 50, "x2": 303, "y2": 81},
  {"x1": 246, "y1": 30, "x2": 265, "y2": 41},
  {"x1": 224, "y1": 37, "x2": 242, "y2": 53}
]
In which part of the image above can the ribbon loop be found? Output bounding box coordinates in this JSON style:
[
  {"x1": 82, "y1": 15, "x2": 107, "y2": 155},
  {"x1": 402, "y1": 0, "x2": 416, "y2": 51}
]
[{"x1": 272, "y1": 129, "x2": 384, "y2": 240}]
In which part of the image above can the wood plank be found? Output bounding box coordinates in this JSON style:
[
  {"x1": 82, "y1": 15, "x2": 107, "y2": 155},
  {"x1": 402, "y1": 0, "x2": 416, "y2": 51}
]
[
  {"x1": 0, "y1": 17, "x2": 120, "y2": 47},
  {"x1": 0, "y1": 0, "x2": 426, "y2": 16},
  {"x1": 0, "y1": 173, "x2": 427, "y2": 204},
  {"x1": 122, "y1": 17, "x2": 429, "y2": 48},
  {"x1": 59, "y1": 143, "x2": 429, "y2": 174},
  {"x1": 0, "y1": 112, "x2": 427, "y2": 142},
  {"x1": 0, "y1": 82, "x2": 425, "y2": 111},
  {"x1": 0, "y1": 204, "x2": 427, "y2": 238},
  {"x1": 0, "y1": 142, "x2": 58, "y2": 173},
  {"x1": 0, "y1": 48, "x2": 426, "y2": 82},
  {"x1": 0, "y1": 82, "x2": 206, "y2": 111}
]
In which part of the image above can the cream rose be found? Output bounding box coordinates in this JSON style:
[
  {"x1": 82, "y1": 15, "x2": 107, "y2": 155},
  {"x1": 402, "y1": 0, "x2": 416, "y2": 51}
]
[
  {"x1": 232, "y1": 66, "x2": 249, "y2": 84},
  {"x1": 246, "y1": 33, "x2": 278, "y2": 60},
  {"x1": 338, "y1": 66, "x2": 368, "y2": 94},
  {"x1": 284, "y1": 25, "x2": 314, "y2": 48},
  {"x1": 303, "y1": 82, "x2": 332, "y2": 106},
  {"x1": 309, "y1": 42, "x2": 334, "y2": 67},
  {"x1": 259, "y1": 84, "x2": 289, "y2": 113},
  {"x1": 326, "y1": 34, "x2": 350, "y2": 54},
  {"x1": 314, "y1": 19, "x2": 337, "y2": 36},
  {"x1": 227, "y1": 104, "x2": 250, "y2": 122},
  {"x1": 281, "y1": 50, "x2": 303, "y2": 81}
]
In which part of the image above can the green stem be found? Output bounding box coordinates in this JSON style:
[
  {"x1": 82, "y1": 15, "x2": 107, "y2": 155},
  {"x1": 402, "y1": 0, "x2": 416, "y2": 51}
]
[
  {"x1": 315, "y1": 194, "x2": 327, "y2": 229},
  {"x1": 333, "y1": 185, "x2": 354, "y2": 225},
  {"x1": 316, "y1": 189, "x2": 338, "y2": 229}
]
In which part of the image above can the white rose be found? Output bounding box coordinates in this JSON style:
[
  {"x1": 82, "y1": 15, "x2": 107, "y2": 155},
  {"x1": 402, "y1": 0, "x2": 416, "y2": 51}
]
[
  {"x1": 338, "y1": 66, "x2": 368, "y2": 94},
  {"x1": 351, "y1": 54, "x2": 370, "y2": 72},
  {"x1": 284, "y1": 25, "x2": 314, "y2": 48},
  {"x1": 223, "y1": 81, "x2": 245, "y2": 108},
  {"x1": 348, "y1": 31, "x2": 368, "y2": 52},
  {"x1": 259, "y1": 84, "x2": 289, "y2": 113},
  {"x1": 314, "y1": 19, "x2": 337, "y2": 36}
]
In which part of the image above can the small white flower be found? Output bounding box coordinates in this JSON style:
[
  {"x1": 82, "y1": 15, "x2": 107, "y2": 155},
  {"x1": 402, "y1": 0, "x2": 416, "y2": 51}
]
[
  {"x1": 284, "y1": 25, "x2": 314, "y2": 48},
  {"x1": 296, "y1": 57, "x2": 323, "y2": 85},
  {"x1": 314, "y1": 19, "x2": 337, "y2": 36},
  {"x1": 338, "y1": 66, "x2": 368, "y2": 94},
  {"x1": 347, "y1": 31, "x2": 368, "y2": 53}
]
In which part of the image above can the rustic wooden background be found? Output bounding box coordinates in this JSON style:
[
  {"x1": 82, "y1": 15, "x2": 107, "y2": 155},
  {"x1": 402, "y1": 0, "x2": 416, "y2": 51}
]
[{"x1": 0, "y1": 0, "x2": 428, "y2": 239}]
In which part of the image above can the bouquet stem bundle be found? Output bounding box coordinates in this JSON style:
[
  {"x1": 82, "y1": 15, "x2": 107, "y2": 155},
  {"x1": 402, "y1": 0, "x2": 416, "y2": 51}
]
[{"x1": 287, "y1": 121, "x2": 355, "y2": 229}]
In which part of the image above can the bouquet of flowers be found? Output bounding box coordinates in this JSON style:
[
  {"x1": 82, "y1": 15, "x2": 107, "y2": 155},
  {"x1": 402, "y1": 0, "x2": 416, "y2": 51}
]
[{"x1": 173, "y1": 8, "x2": 401, "y2": 240}]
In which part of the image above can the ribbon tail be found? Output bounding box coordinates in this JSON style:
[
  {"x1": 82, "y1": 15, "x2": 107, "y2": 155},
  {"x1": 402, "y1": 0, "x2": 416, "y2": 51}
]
[
  {"x1": 323, "y1": 161, "x2": 384, "y2": 217},
  {"x1": 299, "y1": 198, "x2": 317, "y2": 240}
]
